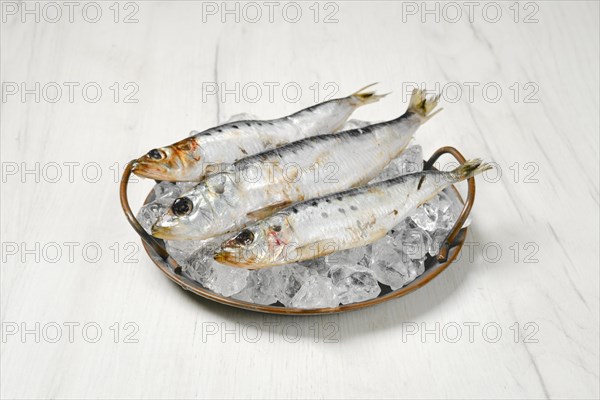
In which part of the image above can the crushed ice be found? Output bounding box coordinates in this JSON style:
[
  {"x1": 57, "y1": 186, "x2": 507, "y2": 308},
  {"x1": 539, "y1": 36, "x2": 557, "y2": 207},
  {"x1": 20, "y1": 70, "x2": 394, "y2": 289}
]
[{"x1": 137, "y1": 126, "x2": 463, "y2": 309}]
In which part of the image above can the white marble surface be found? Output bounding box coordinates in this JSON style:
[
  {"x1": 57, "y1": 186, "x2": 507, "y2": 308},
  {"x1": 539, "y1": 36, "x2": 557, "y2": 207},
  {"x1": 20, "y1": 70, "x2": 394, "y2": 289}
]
[{"x1": 1, "y1": 1, "x2": 598, "y2": 399}]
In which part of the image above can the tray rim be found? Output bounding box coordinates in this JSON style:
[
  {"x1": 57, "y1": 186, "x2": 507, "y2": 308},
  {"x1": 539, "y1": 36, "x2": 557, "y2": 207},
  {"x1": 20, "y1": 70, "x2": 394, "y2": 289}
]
[
  {"x1": 141, "y1": 221, "x2": 467, "y2": 315},
  {"x1": 121, "y1": 146, "x2": 476, "y2": 315}
]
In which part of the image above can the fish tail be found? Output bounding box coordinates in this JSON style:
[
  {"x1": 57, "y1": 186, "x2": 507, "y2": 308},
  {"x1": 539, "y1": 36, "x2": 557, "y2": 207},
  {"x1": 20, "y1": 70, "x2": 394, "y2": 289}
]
[
  {"x1": 450, "y1": 159, "x2": 493, "y2": 182},
  {"x1": 349, "y1": 83, "x2": 388, "y2": 107},
  {"x1": 407, "y1": 89, "x2": 442, "y2": 123}
]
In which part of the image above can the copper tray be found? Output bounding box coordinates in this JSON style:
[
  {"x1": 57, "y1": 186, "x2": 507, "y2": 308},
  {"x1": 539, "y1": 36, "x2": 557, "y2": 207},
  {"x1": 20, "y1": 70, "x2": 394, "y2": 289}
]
[{"x1": 120, "y1": 146, "x2": 476, "y2": 314}]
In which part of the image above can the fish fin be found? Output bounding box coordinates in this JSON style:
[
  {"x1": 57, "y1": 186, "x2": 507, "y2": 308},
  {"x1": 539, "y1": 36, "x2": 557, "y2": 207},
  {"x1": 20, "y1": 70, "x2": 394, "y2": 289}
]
[
  {"x1": 449, "y1": 159, "x2": 493, "y2": 182},
  {"x1": 350, "y1": 83, "x2": 389, "y2": 107},
  {"x1": 246, "y1": 201, "x2": 292, "y2": 220},
  {"x1": 407, "y1": 89, "x2": 442, "y2": 123}
]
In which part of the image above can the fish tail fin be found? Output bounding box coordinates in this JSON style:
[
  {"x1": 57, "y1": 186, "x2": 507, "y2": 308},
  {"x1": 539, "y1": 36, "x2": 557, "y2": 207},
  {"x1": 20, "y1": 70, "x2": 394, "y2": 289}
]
[
  {"x1": 450, "y1": 159, "x2": 493, "y2": 182},
  {"x1": 407, "y1": 89, "x2": 442, "y2": 123},
  {"x1": 349, "y1": 83, "x2": 389, "y2": 107}
]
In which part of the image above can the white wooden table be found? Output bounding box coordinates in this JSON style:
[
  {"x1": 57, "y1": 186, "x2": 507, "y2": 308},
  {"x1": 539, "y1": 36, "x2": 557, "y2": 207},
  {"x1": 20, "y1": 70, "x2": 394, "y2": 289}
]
[{"x1": 1, "y1": 1, "x2": 598, "y2": 399}]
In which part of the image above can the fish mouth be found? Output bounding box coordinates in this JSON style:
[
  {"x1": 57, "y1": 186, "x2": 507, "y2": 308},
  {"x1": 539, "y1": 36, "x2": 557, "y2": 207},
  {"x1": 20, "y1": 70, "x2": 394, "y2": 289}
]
[
  {"x1": 151, "y1": 221, "x2": 212, "y2": 241},
  {"x1": 150, "y1": 223, "x2": 180, "y2": 240},
  {"x1": 214, "y1": 243, "x2": 286, "y2": 269},
  {"x1": 213, "y1": 250, "x2": 229, "y2": 263},
  {"x1": 214, "y1": 249, "x2": 256, "y2": 269},
  {"x1": 132, "y1": 161, "x2": 172, "y2": 181}
]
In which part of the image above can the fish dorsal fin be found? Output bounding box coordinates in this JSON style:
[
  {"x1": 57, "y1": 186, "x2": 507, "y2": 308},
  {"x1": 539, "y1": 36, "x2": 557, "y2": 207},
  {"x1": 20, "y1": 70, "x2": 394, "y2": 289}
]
[{"x1": 246, "y1": 200, "x2": 292, "y2": 220}]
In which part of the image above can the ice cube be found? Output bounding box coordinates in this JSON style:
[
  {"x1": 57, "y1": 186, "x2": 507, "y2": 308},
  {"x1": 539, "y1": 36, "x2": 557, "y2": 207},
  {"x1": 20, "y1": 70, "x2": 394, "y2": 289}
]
[
  {"x1": 429, "y1": 231, "x2": 449, "y2": 257},
  {"x1": 182, "y1": 248, "x2": 214, "y2": 286},
  {"x1": 166, "y1": 239, "x2": 214, "y2": 265},
  {"x1": 137, "y1": 202, "x2": 169, "y2": 233},
  {"x1": 370, "y1": 254, "x2": 424, "y2": 290},
  {"x1": 395, "y1": 144, "x2": 423, "y2": 175},
  {"x1": 152, "y1": 181, "x2": 177, "y2": 200},
  {"x1": 232, "y1": 269, "x2": 278, "y2": 305},
  {"x1": 184, "y1": 257, "x2": 249, "y2": 297},
  {"x1": 207, "y1": 261, "x2": 250, "y2": 297},
  {"x1": 371, "y1": 145, "x2": 423, "y2": 183},
  {"x1": 153, "y1": 181, "x2": 196, "y2": 201},
  {"x1": 409, "y1": 202, "x2": 439, "y2": 232},
  {"x1": 436, "y1": 191, "x2": 453, "y2": 214},
  {"x1": 369, "y1": 236, "x2": 403, "y2": 287},
  {"x1": 290, "y1": 275, "x2": 339, "y2": 309},
  {"x1": 181, "y1": 236, "x2": 249, "y2": 297},
  {"x1": 393, "y1": 228, "x2": 432, "y2": 260},
  {"x1": 271, "y1": 264, "x2": 317, "y2": 307},
  {"x1": 300, "y1": 257, "x2": 330, "y2": 276},
  {"x1": 435, "y1": 190, "x2": 463, "y2": 232},
  {"x1": 369, "y1": 235, "x2": 425, "y2": 290},
  {"x1": 404, "y1": 255, "x2": 425, "y2": 282},
  {"x1": 330, "y1": 264, "x2": 381, "y2": 304},
  {"x1": 427, "y1": 190, "x2": 464, "y2": 256},
  {"x1": 325, "y1": 246, "x2": 371, "y2": 268},
  {"x1": 371, "y1": 162, "x2": 401, "y2": 183},
  {"x1": 389, "y1": 217, "x2": 413, "y2": 237}
]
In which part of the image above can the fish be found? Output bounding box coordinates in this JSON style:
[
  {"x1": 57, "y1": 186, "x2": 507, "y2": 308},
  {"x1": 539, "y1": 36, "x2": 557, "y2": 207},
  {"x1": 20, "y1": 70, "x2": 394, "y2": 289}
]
[
  {"x1": 151, "y1": 89, "x2": 441, "y2": 240},
  {"x1": 214, "y1": 159, "x2": 491, "y2": 268},
  {"x1": 132, "y1": 84, "x2": 386, "y2": 181}
]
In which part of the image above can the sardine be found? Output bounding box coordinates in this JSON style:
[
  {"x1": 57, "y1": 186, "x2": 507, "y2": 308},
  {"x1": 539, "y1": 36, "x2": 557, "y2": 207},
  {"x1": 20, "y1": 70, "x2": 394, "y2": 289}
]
[
  {"x1": 132, "y1": 84, "x2": 385, "y2": 181},
  {"x1": 151, "y1": 89, "x2": 441, "y2": 240},
  {"x1": 214, "y1": 160, "x2": 491, "y2": 268}
]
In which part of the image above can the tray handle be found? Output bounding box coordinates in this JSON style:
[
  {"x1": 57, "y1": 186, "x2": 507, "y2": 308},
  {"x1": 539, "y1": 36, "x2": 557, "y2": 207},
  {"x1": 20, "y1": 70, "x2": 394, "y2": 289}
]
[
  {"x1": 423, "y1": 146, "x2": 476, "y2": 263},
  {"x1": 119, "y1": 161, "x2": 182, "y2": 273}
]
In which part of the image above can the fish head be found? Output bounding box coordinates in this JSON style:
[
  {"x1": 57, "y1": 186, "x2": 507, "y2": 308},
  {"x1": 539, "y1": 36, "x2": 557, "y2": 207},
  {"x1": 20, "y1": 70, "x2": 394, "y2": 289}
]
[
  {"x1": 133, "y1": 138, "x2": 203, "y2": 181},
  {"x1": 151, "y1": 180, "x2": 228, "y2": 240},
  {"x1": 214, "y1": 214, "x2": 295, "y2": 268}
]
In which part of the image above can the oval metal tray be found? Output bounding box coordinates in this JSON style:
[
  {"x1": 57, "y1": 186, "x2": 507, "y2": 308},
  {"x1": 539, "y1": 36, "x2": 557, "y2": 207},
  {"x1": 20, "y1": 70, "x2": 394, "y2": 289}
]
[{"x1": 120, "y1": 146, "x2": 476, "y2": 314}]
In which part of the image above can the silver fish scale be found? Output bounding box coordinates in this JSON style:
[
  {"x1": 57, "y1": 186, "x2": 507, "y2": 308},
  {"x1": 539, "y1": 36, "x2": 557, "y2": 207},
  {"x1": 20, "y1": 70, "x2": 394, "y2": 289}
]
[
  {"x1": 154, "y1": 110, "x2": 428, "y2": 240},
  {"x1": 234, "y1": 115, "x2": 417, "y2": 168},
  {"x1": 136, "y1": 90, "x2": 385, "y2": 183},
  {"x1": 193, "y1": 97, "x2": 361, "y2": 167},
  {"x1": 281, "y1": 170, "x2": 455, "y2": 253},
  {"x1": 240, "y1": 118, "x2": 420, "y2": 221}
]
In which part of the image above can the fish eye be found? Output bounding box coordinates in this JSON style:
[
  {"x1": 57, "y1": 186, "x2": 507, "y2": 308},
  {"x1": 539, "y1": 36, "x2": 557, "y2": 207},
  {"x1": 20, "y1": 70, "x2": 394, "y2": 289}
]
[
  {"x1": 172, "y1": 197, "x2": 193, "y2": 216},
  {"x1": 148, "y1": 149, "x2": 165, "y2": 160},
  {"x1": 235, "y1": 229, "x2": 255, "y2": 245}
]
